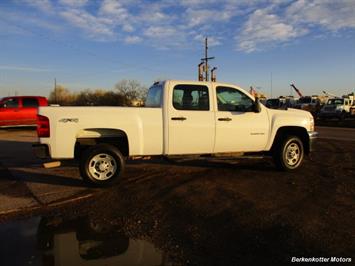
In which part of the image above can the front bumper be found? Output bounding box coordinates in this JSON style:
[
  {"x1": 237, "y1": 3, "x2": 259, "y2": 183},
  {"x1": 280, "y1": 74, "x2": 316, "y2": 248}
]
[
  {"x1": 308, "y1": 131, "x2": 318, "y2": 152},
  {"x1": 32, "y1": 143, "x2": 50, "y2": 159},
  {"x1": 318, "y1": 112, "x2": 341, "y2": 118}
]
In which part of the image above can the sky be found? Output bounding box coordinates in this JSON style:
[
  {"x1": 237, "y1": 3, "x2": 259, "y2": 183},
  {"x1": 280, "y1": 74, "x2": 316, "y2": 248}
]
[{"x1": 0, "y1": 0, "x2": 354, "y2": 98}]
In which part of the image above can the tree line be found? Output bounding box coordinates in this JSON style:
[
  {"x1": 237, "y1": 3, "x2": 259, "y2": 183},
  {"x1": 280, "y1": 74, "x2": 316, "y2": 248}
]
[{"x1": 48, "y1": 80, "x2": 148, "y2": 106}]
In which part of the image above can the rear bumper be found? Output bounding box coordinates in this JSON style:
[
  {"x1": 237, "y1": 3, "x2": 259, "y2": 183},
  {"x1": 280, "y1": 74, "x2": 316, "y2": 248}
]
[
  {"x1": 308, "y1": 131, "x2": 318, "y2": 152},
  {"x1": 32, "y1": 143, "x2": 50, "y2": 159}
]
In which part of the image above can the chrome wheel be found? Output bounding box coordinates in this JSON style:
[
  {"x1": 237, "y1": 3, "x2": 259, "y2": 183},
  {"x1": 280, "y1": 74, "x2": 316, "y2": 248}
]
[
  {"x1": 88, "y1": 153, "x2": 117, "y2": 181},
  {"x1": 273, "y1": 135, "x2": 304, "y2": 171},
  {"x1": 285, "y1": 142, "x2": 301, "y2": 167}
]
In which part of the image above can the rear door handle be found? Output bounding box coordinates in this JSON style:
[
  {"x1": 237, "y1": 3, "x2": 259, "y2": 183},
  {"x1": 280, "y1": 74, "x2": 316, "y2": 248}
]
[
  {"x1": 171, "y1": 117, "x2": 187, "y2": 121},
  {"x1": 218, "y1": 117, "x2": 232, "y2": 121}
]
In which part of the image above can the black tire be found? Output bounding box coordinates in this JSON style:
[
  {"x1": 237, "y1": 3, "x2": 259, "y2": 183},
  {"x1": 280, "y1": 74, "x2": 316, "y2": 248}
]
[
  {"x1": 79, "y1": 144, "x2": 125, "y2": 186},
  {"x1": 273, "y1": 135, "x2": 304, "y2": 171},
  {"x1": 339, "y1": 112, "x2": 346, "y2": 121}
]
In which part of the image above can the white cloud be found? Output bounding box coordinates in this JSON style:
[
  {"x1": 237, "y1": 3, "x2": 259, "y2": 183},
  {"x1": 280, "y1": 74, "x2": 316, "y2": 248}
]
[
  {"x1": 237, "y1": 9, "x2": 307, "y2": 52},
  {"x1": 286, "y1": 0, "x2": 355, "y2": 31},
  {"x1": 186, "y1": 9, "x2": 233, "y2": 27},
  {"x1": 122, "y1": 24, "x2": 134, "y2": 32},
  {"x1": 180, "y1": 0, "x2": 218, "y2": 7},
  {"x1": 0, "y1": 65, "x2": 52, "y2": 72},
  {"x1": 22, "y1": 0, "x2": 52, "y2": 12},
  {"x1": 0, "y1": 9, "x2": 62, "y2": 32},
  {"x1": 100, "y1": 0, "x2": 129, "y2": 18},
  {"x1": 59, "y1": 0, "x2": 88, "y2": 7},
  {"x1": 17, "y1": 0, "x2": 355, "y2": 52},
  {"x1": 142, "y1": 25, "x2": 189, "y2": 49},
  {"x1": 144, "y1": 26, "x2": 177, "y2": 38},
  {"x1": 60, "y1": 9, "x2": 115, "y2": 38},
  {"x1": 124, "y1": 35, "x2": 142, "y2": 44},
  {"x1": 99, "y1": 0, "x2": 135, "y2": 33}
]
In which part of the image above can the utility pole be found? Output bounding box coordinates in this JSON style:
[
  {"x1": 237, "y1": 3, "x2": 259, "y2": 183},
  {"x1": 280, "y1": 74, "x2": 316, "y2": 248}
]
[
  {"x1": 270, "y1": 72, "x2": 273, "y2": 98},
  {"x1": 54, "y1": 78, "x2": 57, "y2": 103},
  {"x1": 200, "y1": 37, "x2": 215, "y2": 81}
]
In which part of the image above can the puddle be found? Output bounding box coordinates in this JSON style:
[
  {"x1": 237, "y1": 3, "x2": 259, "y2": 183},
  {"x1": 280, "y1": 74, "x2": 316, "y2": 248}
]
[{"x1": 0, "y1": 215, "x2": 173, "y2": 266}]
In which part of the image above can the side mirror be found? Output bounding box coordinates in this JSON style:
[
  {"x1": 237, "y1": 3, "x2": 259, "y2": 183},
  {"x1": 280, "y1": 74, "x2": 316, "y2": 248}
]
[{"x1": 253, "y1": 97, "x2": 261, "y2": 113}]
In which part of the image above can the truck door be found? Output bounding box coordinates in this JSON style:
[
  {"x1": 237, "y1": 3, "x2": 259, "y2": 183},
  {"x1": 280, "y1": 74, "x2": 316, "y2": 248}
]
[
  {"x1": 21, "y1": 97, "x2": 39, "y2": 125},
  {"x1": 0, "y1": 98, "x2": 21, "y2": 126},
  {"x1": 214, "y1": 85, "x2": 269, "y2": 153},
  {"x1": 168, "y1": 83, "x2": 215, "y2": 154}
]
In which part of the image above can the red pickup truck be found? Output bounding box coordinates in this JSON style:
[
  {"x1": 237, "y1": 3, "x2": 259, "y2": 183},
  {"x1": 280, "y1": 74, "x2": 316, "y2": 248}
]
[{"x1": 0, "y1": 96, "x2": 48, "y2": 127}]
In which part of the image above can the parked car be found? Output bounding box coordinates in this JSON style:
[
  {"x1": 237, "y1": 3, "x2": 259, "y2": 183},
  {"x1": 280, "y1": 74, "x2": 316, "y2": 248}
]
[
  {"x1": 318, "y1": 97, "x2": 354, "y2": 120},
  {"x1": 265, "y1": 97, "x2": 296, "y2": 109},
  {"x1": 0, "y1": 96, "x2": 48, "y2": 127}
]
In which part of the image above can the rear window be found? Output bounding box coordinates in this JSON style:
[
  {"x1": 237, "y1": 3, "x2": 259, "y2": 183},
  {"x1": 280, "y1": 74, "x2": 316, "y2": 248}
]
[
  {"x1": 173, "y1": 85, "x2": 209, "y2": 111},
  {"x1": 23, "y1": 98, "x2": 39, "y2": 107},
  {"x1": 145, "y1": 85, "x2": 163, "y2": 107}
]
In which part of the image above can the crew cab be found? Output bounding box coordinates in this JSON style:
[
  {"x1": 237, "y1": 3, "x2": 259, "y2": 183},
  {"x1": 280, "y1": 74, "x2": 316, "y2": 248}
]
[
  {"x1": 0, "y1": 96, "x2": 48, "y2": 127},
  {"x1": 34, "y1": 80, "x2": 317, "y2": 186}
]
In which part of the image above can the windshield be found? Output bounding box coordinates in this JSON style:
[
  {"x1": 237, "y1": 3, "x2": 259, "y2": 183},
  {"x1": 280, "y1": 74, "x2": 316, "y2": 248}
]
[{"x1": 327, "y1": 99, "x2": 344, "y2": 105}]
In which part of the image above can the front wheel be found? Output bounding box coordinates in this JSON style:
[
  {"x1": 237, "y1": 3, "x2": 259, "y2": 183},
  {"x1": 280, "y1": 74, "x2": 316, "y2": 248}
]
[
  {"x1": 80, "y1": 144, "x2": 125, "y2": 186},
  {"x1": 273, "y1": 136, "x2": 304, "y2": 171}
]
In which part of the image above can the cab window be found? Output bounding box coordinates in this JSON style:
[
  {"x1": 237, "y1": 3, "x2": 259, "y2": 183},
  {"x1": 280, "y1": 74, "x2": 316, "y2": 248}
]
[
  {"x1": 173, "y1": 85, "x2": 209, "y2": 111},
  {"x1": 217, "y1": 86, "x2": 254, "y2": 112},
  {"x1": 23, "y1": 98, "x2": 39, "y2": 107},
  {"x1": 1, "y1": 98, "x2": 19, "y2": 108}
]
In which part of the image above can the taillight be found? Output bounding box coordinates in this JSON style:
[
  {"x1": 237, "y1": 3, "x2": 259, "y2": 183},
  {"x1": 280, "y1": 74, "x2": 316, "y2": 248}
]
[{"x1": 37, "y1": 115, "x2": 50, "y2": 138}]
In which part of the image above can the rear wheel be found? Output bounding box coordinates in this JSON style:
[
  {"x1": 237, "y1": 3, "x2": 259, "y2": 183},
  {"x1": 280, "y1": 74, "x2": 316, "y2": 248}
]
[
  {"x1": 80, "y1": 144, "x2": 125, "y2": 186},
  {"x1": 273, "y1": 135, "x2": 304, "y2": 171},
  {"x1": 339, "y1": 111, "x2": 346, "y2": 121}
]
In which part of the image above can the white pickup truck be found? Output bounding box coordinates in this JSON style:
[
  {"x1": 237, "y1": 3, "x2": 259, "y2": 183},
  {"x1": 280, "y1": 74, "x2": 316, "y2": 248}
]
[{"x1": 34, "y1": 80, "x2": 317, "y2": 186}]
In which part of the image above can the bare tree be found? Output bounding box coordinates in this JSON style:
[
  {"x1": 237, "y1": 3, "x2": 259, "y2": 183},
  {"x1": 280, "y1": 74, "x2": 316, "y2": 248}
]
[
  {"x1": 76, "y1": 89, "x2": 126, "y2": 106},
  {"x1": 114, "y1": 79, "x2": 147, "y2": 106},
  {"x1": 48, "y1": 85, "x2": 76, "y2": 106},
  {"x1": 47, "y1": 80, "x2": 147, "y2": 106}
]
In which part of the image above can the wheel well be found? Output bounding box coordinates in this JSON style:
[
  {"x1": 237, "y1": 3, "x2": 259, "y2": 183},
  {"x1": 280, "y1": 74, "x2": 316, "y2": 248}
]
[
  {"x1": 270, "y1": 126, "x2": 310, "y2": 155},
  {"x1": 74, "y1": 131, "x2": 129, "y2": 159}
]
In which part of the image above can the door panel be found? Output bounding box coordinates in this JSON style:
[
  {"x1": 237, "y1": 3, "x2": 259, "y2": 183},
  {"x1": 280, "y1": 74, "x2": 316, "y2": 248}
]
[
  {"x1": 214, "y1": 86, "x2": 269, "y2": 152},
  {"x1": 168, "y1": 84, "x2": 215, "y2": 154}
]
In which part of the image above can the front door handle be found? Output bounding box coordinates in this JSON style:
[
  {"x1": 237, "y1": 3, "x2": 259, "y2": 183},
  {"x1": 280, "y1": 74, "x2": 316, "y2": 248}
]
[
  {"x1": 171, "y1": 117, "x2": 187, "y2": 121},
  {"x1": 218, "y1": 117, "x2": 232, "y2": 121}
]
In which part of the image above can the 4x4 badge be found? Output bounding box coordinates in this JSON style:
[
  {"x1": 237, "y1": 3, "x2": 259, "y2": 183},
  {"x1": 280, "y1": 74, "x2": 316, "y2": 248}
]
[{"x1": 59, "y1": 118, "x2": 79, "y2": 123}]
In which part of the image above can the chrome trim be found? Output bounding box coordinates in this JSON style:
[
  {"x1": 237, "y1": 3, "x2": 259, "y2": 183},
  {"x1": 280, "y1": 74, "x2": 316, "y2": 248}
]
[{"x1": 308, "y1": 131, "x2": 319, "y2": 139}]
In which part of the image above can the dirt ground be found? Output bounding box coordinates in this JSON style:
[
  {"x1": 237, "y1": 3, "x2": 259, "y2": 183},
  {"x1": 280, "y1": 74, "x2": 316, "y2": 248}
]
[
  {"x1": 66, "y1": 138, "x2": 355, "y2": 265},
  {"x1": 0, "y1": 128, "x2": 354, "y2": 265}
]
